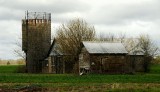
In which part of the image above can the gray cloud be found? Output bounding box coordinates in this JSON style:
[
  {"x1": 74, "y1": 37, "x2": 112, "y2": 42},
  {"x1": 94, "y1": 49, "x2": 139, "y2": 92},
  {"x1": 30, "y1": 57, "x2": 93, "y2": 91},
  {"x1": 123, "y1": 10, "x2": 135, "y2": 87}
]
[
  {"x1": 0, "y1": 0, "x2": 160, "y2": 59},
  {"x1": 1, "y1": 0, "x2": 90, "y2": 12},
  {"x1": 86, "y1": 0, "x2": 160, "y2": 25},
  {"x1": 0, "y1": 0, "x2": 91, "y2": 21}
]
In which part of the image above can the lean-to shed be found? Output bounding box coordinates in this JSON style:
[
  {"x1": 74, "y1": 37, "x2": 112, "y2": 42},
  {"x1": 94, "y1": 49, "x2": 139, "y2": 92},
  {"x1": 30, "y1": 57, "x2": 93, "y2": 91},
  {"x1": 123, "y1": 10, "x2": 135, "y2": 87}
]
[
  {"x1": 42, "y1": 39, "x2": 74, "y2": 74},
  {"x1": 129, "y1": 50, "x2": 145, "y2": 72}
]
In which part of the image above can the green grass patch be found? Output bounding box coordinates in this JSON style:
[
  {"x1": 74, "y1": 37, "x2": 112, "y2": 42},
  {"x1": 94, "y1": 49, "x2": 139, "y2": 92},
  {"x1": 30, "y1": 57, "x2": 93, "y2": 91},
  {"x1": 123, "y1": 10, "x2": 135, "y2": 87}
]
[
  {"x1": 0, "y1": 64, "x2": 160, "y2": 91},
  {"x1": 0, "y1": 64, "x2": 160, "y2": 83},
  {"x1": 150, "y1": 64, "x2": 160, "y2": 74},
  {"x1": 0, "y1": 65, "x2": 22, "y2": 73},
  {"x1": 0, "y1": 73, "x2": 160, "y2": 83}
]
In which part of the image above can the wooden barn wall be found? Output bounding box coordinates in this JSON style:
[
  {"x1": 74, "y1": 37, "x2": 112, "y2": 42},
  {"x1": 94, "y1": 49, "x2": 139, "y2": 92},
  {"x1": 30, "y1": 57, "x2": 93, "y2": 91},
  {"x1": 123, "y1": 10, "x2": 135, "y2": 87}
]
[
  {"x1": 42, "y1": 55, "x2": 75, "y2": 74},
  {"x1": 42, "y1": 59, "x2": 49, "y2": 73},
  {"x1": 90, "y1": 54, "x2": 132, "y2": 74},
  {"x1": 130, "y1": 55, "x2": 145, "y2": 72},
  {"x1": 42, "y1": 56, "x2": 63, "y2": 74},
  {"x1": 79, "y1": 47, "x2": 90, "y2": 69}
]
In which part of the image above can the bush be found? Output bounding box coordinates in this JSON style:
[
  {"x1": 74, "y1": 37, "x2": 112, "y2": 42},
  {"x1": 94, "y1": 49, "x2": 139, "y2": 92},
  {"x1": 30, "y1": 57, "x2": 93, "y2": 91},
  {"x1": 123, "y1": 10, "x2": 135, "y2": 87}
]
[
  {"x1": 7, "y1": 61, "x2": 10, "y2": 65},
  {"x1": 16, "y1": 65, "x2": 27, "y2": 73}
]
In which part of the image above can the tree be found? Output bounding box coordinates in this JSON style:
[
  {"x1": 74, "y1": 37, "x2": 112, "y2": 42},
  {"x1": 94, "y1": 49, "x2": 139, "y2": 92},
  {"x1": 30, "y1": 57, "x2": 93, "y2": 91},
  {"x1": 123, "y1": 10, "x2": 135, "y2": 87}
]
[
  {"x1": 138, "y1": 34, "x2": 159, "y2": 57},
  {"x1": 98, "y1": 32, "x2": 127, "y2": 43},
  {"x1": 138, "y1": 34, "x2": 159, "y2": 72},
  {"x1": 55, "y1": 19, "x2": 95, "y2": 73},
  {"x1": 13, "y1": 39, "x2": 26, "y2": 60},
  {"x1": 98, "y1": 33, "x2": 115, "y2": 42},
  {"x1": 123, "y1": 37, "x2": 139, "y2": 53},
  {"x1": 7, "y1": 61, "x2": 10, "y2": 65},
  {"x1": 118, "y1": 32, "x2": 126, "y2": 43}
]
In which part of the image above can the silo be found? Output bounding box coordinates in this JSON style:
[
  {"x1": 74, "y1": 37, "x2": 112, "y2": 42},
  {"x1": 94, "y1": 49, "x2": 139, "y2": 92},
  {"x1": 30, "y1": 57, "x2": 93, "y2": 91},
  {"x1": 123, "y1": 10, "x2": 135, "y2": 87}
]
[{"x1": 22, "y1": 11, "x2": 51, "y2": 73}]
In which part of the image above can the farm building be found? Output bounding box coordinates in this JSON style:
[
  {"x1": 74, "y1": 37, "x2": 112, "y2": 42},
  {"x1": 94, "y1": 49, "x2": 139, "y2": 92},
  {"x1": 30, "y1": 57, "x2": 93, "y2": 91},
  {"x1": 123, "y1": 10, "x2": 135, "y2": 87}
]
[
  {"x1": 129, "y1": 50, "x2": 145, "y2": 72},
  {"x1": 42, "y1": 39, "x2": 74, "y2": 73},
  {"x1": 129, "y1": 50, "x2": 152, "y2": 72},
  {"x1": 42, "y1": 40, "x2": 149, "y2": 74},
  {"x1": 21, "y1": 11, "x2": 150, "y2": 74},
  {"x1": 79, "y1": 41, "x2": 133, "y2": 74},
  {"x1": 42, "y1": 39, "x2": 63, "y2": 73}
]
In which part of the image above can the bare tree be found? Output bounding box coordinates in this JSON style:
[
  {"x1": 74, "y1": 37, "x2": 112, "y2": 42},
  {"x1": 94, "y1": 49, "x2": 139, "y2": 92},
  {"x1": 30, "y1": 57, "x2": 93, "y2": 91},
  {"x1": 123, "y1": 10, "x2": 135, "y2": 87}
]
[
  {"x1": 56, "y1": 19, "x2": 95, "y2": 55},
  {"x1": 98, "y1": 32, "x2": 127, "y2": 43},
  {"x1": 138, "y1": 34, "x2": 159, "y2": 57},
  {"x1": 98, "y1": 33, "x2": 115, "y2": 42},
  {"x1": 118, "y1": 32, "x2": 126, "y2": 43},
  {"x1": 138, "y1": 34, "x2": 159, "y2": 72},
  {"x1": 123, "y1": 37, "x2": 139, "y2": 53},
  {"x1": 13, "y1": 39, "x2": 26, "y2": 60},
  {"x1": 56, "y1": 18, "x2": 95, "y2": 73}
]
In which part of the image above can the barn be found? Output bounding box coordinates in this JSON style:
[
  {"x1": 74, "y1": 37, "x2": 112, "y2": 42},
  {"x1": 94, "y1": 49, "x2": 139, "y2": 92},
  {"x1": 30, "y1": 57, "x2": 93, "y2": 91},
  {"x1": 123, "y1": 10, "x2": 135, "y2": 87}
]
[
  {"x1": 129, "y1": 50, "x2": 153, "y2": 72},
  {"x1": 42, "y1": 39, "x2": 74, "y2": 74},
  {"x1": 42, "y1": 40, "x2": 149, "y2": 74},
  {"x1": 129, "y1": 50, "x2": 144, "y2": 72},
  {"x1": 79, "y1": 41, "x2": 133, "y2": 74}
]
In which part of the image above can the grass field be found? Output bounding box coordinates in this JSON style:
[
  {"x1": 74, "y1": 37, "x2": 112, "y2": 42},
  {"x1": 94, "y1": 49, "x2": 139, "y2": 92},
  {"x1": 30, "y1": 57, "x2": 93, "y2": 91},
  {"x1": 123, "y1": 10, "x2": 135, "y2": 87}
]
[
  {"x1": 0, "y1": 65, "x2": 20, "y2": 73},
  {"x1": 0, "y1": 64, "x2": 160, "y2": 91}
]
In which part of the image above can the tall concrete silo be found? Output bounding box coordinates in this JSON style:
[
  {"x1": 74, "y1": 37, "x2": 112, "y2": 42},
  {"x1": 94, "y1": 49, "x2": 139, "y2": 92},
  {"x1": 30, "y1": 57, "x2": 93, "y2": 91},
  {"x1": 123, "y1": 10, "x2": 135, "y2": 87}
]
[{"x1": 22, "y1": 11, "x2": 51, "y2": 73}]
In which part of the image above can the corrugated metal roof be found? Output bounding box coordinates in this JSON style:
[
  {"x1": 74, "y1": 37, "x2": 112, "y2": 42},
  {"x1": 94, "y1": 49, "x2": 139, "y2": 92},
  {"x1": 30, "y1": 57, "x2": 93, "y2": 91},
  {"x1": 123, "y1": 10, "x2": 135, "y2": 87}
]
[{"x1": 83, "y1": 41, "x2": 128, "y2": 54}]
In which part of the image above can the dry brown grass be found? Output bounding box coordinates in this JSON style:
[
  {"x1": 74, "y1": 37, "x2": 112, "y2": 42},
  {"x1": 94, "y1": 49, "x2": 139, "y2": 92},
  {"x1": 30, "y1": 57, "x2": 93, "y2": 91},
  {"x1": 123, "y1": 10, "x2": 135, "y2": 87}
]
[
  {"x1": 0, "y1": 59, "x2": 25, "y2": 65},
  {"x1": 1, "y1": 83, "x2": 160, "y2": 92}
]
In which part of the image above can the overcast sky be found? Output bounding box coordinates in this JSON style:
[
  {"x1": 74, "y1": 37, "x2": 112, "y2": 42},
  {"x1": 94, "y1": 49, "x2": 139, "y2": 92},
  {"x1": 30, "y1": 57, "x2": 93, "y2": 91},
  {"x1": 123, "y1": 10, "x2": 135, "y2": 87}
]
[{"x1": 0, "y1": 0, "x2": 160, "y2": 60}]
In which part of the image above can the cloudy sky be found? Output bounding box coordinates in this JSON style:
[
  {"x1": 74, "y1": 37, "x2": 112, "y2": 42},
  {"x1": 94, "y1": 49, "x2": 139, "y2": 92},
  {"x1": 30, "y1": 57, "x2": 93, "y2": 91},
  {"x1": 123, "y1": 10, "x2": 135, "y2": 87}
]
[{"x1": 0, "y1": 0, "x2": 160, "y2": 60}]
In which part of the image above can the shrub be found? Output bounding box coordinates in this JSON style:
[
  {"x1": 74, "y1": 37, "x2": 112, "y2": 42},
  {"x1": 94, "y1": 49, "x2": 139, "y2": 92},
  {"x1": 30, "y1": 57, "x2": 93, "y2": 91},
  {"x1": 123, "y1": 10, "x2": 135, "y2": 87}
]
[{"x1": 16, "y1": 65, "x2": 27, "y2": 73}]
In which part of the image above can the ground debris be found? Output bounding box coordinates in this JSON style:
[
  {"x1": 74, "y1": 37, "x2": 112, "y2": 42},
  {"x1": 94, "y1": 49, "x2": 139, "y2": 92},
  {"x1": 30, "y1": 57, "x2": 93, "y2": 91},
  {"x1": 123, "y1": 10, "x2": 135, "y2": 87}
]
[
  {"x1": 12, "y1": 84, "x2": 44, "y2": 92},
  {"x1": 0, "y1": 83, "x2": 46, "y2": 92}
]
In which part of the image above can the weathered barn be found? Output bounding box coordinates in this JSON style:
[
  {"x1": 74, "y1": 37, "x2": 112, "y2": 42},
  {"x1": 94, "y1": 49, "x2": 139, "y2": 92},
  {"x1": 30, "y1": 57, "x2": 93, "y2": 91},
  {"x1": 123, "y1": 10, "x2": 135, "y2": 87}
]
[
  {"x1": 41, "y1": 40, "x2": 149, "y2": 74},
  {"x1": 42, "y1": 39, "x2": 74, "y2": 73},
  {"x1": 41, "y1": 39, "x2": 63, "y2": 73},
  {"x1": 79, "y1": 41, "x2": 133, "y2": 74},
  {"x1": 129, "y1": 51, "x2": 145, "y2": 72}
]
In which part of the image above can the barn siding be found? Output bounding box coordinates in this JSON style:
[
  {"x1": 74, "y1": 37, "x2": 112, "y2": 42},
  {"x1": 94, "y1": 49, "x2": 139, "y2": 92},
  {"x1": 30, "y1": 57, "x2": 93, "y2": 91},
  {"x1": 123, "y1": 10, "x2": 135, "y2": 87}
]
[
  {"x1": 130, "y1": 55, "x2": 145, "y2": 72},
  {"x1": 90, "y1": 54, "x2": 132, "y2": 74},
  {"x1": 79, "y1": 47, "x2": 90, "y2": 69},
  {"x1": 79, "y1": 48, "x2": 132, "y2": 74}
]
